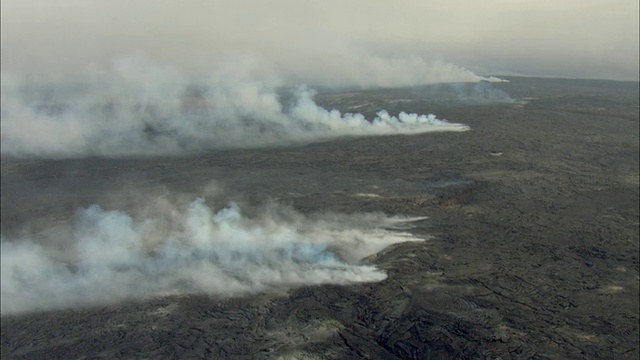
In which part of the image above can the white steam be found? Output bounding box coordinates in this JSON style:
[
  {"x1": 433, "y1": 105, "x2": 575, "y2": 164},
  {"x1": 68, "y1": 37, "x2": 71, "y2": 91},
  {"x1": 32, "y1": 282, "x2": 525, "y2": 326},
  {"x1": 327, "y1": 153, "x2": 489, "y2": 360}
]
[
  {"x1": 1, "y1": 198, "x2": 426, "y2": 315},
  {"x1": 0, "y1": 55, "x2": 471, "y2": 158},
  {"x1": 285, "y1": 54, "x2": 510, "y2": 87}
]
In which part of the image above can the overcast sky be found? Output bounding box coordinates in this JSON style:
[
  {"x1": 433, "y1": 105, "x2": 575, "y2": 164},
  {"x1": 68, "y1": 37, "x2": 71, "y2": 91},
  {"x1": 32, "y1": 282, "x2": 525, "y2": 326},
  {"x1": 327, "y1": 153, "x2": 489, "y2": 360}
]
[{"x1": 1, "y1": 0, "x2": 638, "y2": 83}]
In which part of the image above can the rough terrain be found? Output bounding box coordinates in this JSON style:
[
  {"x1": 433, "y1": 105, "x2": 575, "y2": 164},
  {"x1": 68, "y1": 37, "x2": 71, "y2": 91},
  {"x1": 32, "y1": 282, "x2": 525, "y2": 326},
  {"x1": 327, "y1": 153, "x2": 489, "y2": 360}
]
[{"x1": 1, "y1": 77, "x2": 639, "y2": 359}]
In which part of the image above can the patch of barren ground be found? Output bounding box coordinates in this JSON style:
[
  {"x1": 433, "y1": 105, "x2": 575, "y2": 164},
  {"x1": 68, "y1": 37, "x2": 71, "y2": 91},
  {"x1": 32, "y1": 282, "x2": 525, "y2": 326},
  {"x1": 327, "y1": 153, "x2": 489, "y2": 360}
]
[{"x1": 1, "y1": 77, "x2": 638, "y2": 359}]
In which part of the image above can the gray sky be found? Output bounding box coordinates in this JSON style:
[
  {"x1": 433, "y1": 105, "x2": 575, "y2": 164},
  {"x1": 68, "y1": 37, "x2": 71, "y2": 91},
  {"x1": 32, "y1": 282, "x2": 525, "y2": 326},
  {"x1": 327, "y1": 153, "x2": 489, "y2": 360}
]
[{"x1": 1, "y1": 0, "x2": 638, "y2": 83}]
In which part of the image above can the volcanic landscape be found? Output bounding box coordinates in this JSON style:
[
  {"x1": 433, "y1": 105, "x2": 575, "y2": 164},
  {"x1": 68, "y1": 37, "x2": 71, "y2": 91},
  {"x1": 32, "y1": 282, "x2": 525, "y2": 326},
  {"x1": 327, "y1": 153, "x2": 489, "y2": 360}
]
[{"x1": 1, "y1": 77, "x2": 638, "y2": 359}]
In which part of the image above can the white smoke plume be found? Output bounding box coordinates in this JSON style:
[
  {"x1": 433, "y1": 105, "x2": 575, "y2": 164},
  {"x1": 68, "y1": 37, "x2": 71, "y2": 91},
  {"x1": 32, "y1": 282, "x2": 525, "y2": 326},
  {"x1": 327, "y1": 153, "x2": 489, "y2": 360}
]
[
  {"x1": 284, "y1": 54, "x2": 510, "y2": 87},
  {"x1": 1, "y1": 197, "x2": 426, "y2": 315},
  {"x1": 0, "y1": 55, "x2": 472, "y2": 158}
]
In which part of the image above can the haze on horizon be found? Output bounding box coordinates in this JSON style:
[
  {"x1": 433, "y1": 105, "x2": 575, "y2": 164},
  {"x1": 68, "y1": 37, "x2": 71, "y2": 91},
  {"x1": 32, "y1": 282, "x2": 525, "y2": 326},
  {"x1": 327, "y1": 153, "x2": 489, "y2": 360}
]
[{"x1": 1, "y1": 0, "x2": 638, "y2": 84}]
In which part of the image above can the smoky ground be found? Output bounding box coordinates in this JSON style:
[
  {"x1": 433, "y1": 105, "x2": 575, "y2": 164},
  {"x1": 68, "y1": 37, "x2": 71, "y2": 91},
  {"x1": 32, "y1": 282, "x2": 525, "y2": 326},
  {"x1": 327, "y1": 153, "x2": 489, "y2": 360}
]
[{"x1": 1, "y1": 77, "x2": 639, "y2": 359}]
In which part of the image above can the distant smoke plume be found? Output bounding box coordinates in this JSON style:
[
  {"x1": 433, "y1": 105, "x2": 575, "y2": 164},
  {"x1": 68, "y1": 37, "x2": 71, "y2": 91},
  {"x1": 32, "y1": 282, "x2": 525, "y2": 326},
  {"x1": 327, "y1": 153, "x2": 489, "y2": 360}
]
[
  {"x1": 1, "y1": 197, "x2": 426, "y2": 314},
  {"x1": 0, "y1": 55, "x2": 475, "y2": 158},
  {"x1": 287, "y1": 54, "x2": 509, "y2": 87}
]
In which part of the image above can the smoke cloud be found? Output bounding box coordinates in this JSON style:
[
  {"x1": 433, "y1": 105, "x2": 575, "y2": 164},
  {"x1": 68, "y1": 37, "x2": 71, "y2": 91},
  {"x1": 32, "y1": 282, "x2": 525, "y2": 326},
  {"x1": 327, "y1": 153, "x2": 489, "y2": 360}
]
[
  {"x1": 0, "y1": 55, "x2": 472, "y2": 158},
  {"x1": 284, "y1": 54, "x2": 510, "y2": 87},
  {"x1": 2, "y1": 1, "x2": 637, "y2": 81},
  {"x1": 1, "y1": 197, "x2": 426, "y2": 315}
]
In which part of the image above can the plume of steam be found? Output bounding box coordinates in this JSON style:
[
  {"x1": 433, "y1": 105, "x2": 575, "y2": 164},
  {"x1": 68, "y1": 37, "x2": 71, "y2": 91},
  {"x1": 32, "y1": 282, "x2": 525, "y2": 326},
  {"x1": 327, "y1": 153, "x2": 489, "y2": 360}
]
[
  {"x1": 1, "y1": 198, "x2": 426, "y2": 314},
  {"x1": 0, "y1": 55, "x2": 471, "y2": 158},
  {"x1": 321, "y1": 55, "x2": 508, "y2": 87}
]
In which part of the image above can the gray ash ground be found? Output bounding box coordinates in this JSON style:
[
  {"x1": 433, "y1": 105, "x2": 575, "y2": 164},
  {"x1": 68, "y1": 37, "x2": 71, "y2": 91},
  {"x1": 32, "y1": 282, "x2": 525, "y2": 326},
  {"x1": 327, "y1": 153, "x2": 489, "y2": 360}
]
[{"x1": 2, "y1": 77, "x2": 639, "y2": 359}]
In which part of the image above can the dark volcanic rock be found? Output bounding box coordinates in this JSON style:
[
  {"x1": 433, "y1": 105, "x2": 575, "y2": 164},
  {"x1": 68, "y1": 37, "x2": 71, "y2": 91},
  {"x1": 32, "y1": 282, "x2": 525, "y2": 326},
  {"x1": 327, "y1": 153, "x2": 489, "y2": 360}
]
[{"x1": 2, "y1": 77, "x2": 639, "y2": 359}]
